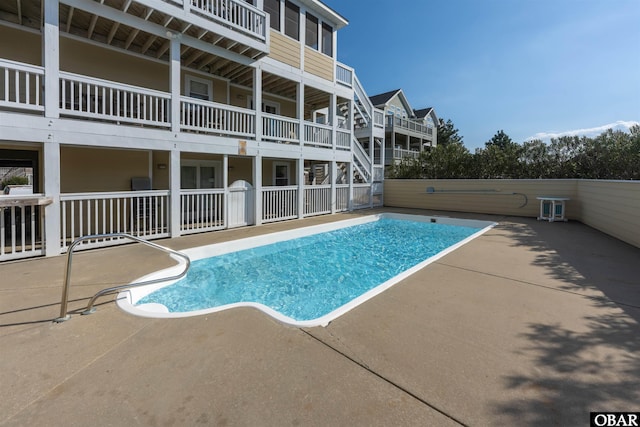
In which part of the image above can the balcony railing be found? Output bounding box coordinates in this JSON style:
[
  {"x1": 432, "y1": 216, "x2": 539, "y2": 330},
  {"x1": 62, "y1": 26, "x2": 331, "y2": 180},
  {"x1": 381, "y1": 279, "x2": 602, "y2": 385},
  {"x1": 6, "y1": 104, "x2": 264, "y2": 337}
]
[
  {"x1": 180, "y1": 97, "x2": 255, "y2": 137},
  {"x1": 0, "y1": 196, "x2": 46, "y2": 261},
  {"x1": 304, "y1": 122, "x2": 332, "y2": 148},
  {"x1": 394, "y1": 147, "x2": 421, "y2": 160},
  {"x1": 263, "y1": 113, "x2": 300, "y2": 144},
  {"x1": 1, "y1": 59, "x2": 360, "y2": 154},
  {"x1": 169, "y1": 0, "x2": 267, "y2": 42},
  {"x1": 303, "y1": 185, "x2": 331, "y2": 216},
  {"x1": 262, "y1": 186, "x2": 298, "y2": 223},
  {"x1": 387, "y1": 115, "x2": 434, "y2": 137},
  {"x1": 60, "y1": 72, "x2": 171, "y2": 128},
  {"x1": 60, "y1": 191, "x2": 170, "y2": 251},
  {"x1": 0, "y1": 59, "x2": 44, "y2": 112},
  {"x1": 180, "y1": 188, "x2": 225, "y2": 234},
  {"x1": 336, "y1": 62, "x2": 353, "y2": 87}
]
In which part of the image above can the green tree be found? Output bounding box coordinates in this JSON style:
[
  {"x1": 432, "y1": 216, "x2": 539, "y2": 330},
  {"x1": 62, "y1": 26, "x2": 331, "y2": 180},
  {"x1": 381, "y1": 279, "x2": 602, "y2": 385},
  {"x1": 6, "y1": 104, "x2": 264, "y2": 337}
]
[
  {"x1": 421, "y1": 143, "x2": 474, "y2": 178},
  {"x1": 436, "y1": 119, "x2": 464, "y2": 147},
  {"x1": 485, "y1": 129, "x2": 514, "y2": 150}
]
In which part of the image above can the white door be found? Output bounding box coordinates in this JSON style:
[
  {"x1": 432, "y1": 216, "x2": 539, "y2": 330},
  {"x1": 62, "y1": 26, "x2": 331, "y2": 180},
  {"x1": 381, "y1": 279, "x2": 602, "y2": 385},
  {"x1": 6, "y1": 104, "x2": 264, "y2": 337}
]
[{"x1": 228, "y1": 180, "x2": 255, "y2": 228}]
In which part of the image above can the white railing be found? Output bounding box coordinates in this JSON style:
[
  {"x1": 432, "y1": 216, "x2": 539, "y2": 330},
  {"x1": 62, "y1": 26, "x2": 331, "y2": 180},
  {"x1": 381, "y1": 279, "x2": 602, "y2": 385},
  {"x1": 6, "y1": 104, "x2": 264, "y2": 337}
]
[
  {"x1": 0, "y1": 59, "x2": 44, "y2": 112},
  {"x1": 180, "y1": 189, "x2": 225, "y2": 234},
  {"x1": 336, "y1": 62, "x2": 353, "y2": 87},
  {"x1": 394, "y1": 146, "x2": 421, "y2": 160},
  {"x1": 387, "y1": 116, "x2": 434, "y2": 136},
  {"x1": 0, "y1": 199, "x2": 44, "y2": 261},
  {"x1": 263, "y1": 113, "x2": 300, "y2": 144},
  {"x1": 188, "y1": 0, "x2": 267, "y2": 41},
  {"x1": 336, "y1": 129, "x2": 351, "y2": 150},
  {"x1": 262, "y1": 186, "x2": 298, "y2": 223},
  {"x1": 60, "y1": 191, "x2": 170, "y2": 251},
  {"x1": 353, "y1": 184, "x2": 372, "y2": 209},
  {"x1": 352, "y1": 136, "x2": 372, "y2": 182},
  {"x1": 303, "y1": 185, "x2": 331, "y2": 216},
  {"x1": 59, "y1": 72, "x2": 171, "y2": 127},
  {"x1": 353, "y1": 73, "x2": 373, "y2": 123},
  {"x1": 181, "y1": 97, "x2": 255, "y2": 137},
  {"x1": 304, "y1": 122, "x2": 332, "y2": 148},
  {"x1": 373, "y1": 165, "x2": 385, "y2": 182},
  {"x1": 336, "y1": 184, "x2": 349, "y2": 212}
]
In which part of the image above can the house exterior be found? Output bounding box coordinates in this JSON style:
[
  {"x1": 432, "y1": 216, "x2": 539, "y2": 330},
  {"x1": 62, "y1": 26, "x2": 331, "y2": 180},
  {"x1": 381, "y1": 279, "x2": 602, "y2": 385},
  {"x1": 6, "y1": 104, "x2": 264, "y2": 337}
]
[
  {"x1": 369, "y1": 89, "x2": 437, "y2": 168},
  {"x1": 0, "y1": 0, "x2": 384, "y2": 261}
]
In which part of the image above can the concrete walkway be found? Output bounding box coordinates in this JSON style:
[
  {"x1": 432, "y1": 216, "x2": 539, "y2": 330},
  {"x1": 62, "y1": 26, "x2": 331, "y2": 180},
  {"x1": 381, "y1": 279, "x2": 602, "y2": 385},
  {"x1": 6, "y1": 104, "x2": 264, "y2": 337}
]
[{"x1": 1, "y1": 209, "x2": 639, "y2": 426}]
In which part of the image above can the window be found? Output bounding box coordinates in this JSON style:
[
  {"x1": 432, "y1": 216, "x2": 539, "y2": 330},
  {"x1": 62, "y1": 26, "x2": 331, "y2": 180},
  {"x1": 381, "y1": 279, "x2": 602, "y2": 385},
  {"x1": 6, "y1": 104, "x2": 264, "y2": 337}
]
[
  {"x1": 247, "y1": 97, "x2": 280, "y2": 114},
  {"x1": 284, "y1": 1, "x2": 299, "y2": 40},
  {"x1": 180, "y1": 160, "x2": 221, "y2": 189},
  {"x1": 185, "y1": 75, "x2": 212, "y2": 101},
  {"x1": 264, "y1": 0, "x2": 280, "y2": 31},
  {"x1": 305, "y1": 13, "x2": 318, "y2": 49},
  {"x1": 321, "y1": 22, "x2": 333, "y2": 56},
  {"x1": 274, "y1": 162, "x2": 290, "y2": 186}
]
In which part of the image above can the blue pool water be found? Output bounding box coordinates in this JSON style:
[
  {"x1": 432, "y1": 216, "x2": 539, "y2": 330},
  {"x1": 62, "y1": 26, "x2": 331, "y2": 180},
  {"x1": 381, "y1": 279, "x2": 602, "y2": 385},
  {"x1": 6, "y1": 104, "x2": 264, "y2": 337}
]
[{"x1": 136, "y1": 218, "x2": 482, "y2": 322}]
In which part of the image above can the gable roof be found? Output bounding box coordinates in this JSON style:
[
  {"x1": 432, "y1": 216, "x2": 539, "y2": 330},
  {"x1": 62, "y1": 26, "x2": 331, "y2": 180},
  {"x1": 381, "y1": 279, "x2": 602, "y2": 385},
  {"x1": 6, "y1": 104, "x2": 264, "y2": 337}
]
[
  {"x1": 369, "y1": 89, "x2": 402, "y2": 108},
  {"x1": 413, "y1": 108, "x2": 433, "y2": 118}
]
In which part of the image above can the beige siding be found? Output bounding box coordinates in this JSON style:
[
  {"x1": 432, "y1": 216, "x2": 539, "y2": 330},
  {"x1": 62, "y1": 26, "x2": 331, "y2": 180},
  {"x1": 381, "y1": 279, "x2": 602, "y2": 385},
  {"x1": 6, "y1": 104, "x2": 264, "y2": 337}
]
[
  {"x1": 578, "y1": 180, "x2": 640, "y2": 248},
  {"x1": 269, "y1": 31, "x2": 301, "y2": 69},
  {"x1": 229, "y1": 157, "x2": 253, "y2": 184},
  {"x1": 304, "y1": 47, "x2": 333, "y2": 81},
  {"x1": 0, "y1": 26, "x2": 40, "y2": 65},
  {"x1": 60, "y1": 147, "x2": 150, "y2": 192},
  {"x1": 384, "y1": 179, "x2": 640, "y2": 248},
  {"x1": 60, "y1": 39, "x2": 169, "y2": 91}
]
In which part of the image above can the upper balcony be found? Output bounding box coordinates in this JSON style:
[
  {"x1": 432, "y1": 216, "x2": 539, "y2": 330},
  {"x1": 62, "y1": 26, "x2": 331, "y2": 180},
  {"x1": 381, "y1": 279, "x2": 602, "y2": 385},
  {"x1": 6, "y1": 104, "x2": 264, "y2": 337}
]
[
  {"x1": 386, "y1": 116, "x2": 434, "y2": 140},
  {"x1": 0, "y1": 58, "x2": 351, "y2": 152},
  {"x1": 0, "y1": 0, "x2": 269, "y2": 62}
]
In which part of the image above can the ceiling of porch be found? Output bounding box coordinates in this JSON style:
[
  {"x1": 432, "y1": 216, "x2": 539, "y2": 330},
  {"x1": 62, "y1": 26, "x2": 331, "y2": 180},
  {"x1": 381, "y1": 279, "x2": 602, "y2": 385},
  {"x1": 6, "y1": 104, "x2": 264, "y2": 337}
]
[{"x1": 1, "y1": 0, "x2": 265, "y2": 75}]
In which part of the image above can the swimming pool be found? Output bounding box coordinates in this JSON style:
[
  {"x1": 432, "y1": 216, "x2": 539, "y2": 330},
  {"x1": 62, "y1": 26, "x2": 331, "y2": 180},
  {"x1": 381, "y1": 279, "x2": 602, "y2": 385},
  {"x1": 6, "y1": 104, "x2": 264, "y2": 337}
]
[{"x1": 118, "y1": 213, "x2": 496, "y2": 326}]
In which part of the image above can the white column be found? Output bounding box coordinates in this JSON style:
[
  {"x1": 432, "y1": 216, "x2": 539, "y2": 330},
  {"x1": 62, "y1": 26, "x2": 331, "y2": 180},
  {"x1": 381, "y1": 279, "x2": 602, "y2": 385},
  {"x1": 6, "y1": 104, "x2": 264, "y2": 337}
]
[
  {"x1": 223, "y1": 154, "x2": 229, "y2": 228},
  {"x1": 254, "y1": 156, "x2": 263, "y2": 225},
  {"x1": 253, "y1": 66, "x2": 262, "y2": 142},
  {"x1": 44, "y1": 138, "x2": 61, "y2": 256},
  {"x1": 330, "y1": 93, "x2": 337, "y2": 151},
  {"x1": 43, "y1": 0, "x2": 59, "y2": 119},
  {"x1": 330, "y1": 161, "x2": 337, "y2": 214},
  {"x1": 297, "y1": 158, "x2": 304, "y2": 218},
  {"x1": 169, "y1": 149, "x2": 181, "y2": 237},
  {"x1": 170, "y1": 36, "x2": 181, "y2": 133},
  {"x1": 297, "y1": 82, "x2": 304, "y2": 147},
  {"x1": 348, "y1": 162, "x2": 354, "y2": 211}
]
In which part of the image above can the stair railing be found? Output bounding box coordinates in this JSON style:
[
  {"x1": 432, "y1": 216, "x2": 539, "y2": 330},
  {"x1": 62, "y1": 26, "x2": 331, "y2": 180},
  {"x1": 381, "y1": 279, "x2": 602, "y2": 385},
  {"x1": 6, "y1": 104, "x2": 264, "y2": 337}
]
[{"x1": 54, "y1": 233, "x2": 190, "y2": 322}]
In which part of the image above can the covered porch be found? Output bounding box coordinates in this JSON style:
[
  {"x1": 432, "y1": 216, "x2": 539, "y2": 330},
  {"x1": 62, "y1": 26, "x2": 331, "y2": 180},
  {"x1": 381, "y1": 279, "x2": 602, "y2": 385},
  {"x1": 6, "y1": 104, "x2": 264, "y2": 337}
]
[{"x1": 0, "y1": 145, "x2": 376, "y2": 262}]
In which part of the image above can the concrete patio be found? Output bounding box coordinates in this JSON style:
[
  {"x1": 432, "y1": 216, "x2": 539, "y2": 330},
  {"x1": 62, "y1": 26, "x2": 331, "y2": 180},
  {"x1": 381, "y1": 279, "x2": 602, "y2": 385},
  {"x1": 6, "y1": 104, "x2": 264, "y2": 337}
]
[{"x1": 1, "y1": 208, "x2": 639, "y2": 426}]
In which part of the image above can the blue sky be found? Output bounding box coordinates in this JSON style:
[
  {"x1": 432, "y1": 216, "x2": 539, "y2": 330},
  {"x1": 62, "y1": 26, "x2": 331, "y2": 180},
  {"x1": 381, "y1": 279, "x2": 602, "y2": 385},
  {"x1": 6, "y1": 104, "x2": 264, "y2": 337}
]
[{"x1": 322, "y1": 0, "x2": 640, "y2": 150}]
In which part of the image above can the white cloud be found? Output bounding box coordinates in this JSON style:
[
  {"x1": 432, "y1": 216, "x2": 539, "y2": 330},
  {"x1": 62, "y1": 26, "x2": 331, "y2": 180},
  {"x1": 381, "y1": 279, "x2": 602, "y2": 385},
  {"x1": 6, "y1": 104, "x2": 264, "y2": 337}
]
[{"x1": 527, "y1": 120, "x2": 639, "y2": 141}]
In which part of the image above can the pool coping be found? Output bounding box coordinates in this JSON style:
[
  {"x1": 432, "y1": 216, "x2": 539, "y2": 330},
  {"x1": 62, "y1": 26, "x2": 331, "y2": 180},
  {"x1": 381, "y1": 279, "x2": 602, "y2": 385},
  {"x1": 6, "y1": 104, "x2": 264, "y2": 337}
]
[{"x1": 116, "y1": 213, "x2": 497, "y2": 327}]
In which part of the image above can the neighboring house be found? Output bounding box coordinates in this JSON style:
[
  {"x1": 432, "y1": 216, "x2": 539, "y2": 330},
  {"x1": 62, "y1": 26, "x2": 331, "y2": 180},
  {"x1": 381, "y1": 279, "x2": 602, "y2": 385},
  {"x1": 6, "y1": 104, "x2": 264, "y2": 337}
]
[
  {"x1": 369, "y1": 89, "x2": 437, "y2": 168},
  {"x1": 0, "y1": 0, "x2": 384, "y2": 261}
]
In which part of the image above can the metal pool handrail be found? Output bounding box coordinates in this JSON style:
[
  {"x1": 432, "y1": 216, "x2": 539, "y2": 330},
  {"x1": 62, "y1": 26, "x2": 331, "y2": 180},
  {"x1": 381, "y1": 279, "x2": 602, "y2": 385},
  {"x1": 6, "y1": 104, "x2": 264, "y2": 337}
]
[{"x1": 54, "y1": 233, "x2": 190, "y2": 323}]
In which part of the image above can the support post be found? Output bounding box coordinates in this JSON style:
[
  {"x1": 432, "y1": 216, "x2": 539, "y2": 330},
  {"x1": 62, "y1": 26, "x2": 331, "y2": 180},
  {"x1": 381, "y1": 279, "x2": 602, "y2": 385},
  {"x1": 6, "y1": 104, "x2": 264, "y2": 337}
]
[
  {"x1": 297, "y1": 158, "x2": 304, "y2": 219},
  {"x1": 43, "y1": 0, "x2": 60, "y2": 119},
  {"x1": 44, "y1": 139, "x2": 61, "y2": 256},
  {"x1": 169, "y1": 149, "x2": 181, "y2": 237},
  {"x1": 254, "y1": 156, "x2": 262, "y2": 225},
  {"x1": 170, "y1": 36, "x2": 181, "y2": 133}
]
